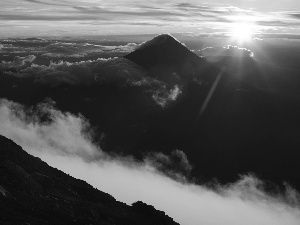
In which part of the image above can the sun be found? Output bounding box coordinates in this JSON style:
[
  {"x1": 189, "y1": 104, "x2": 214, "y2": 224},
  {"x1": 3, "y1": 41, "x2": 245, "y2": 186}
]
[{"x1": 230, "y1": 22, "x2": 254, "y2": 44}]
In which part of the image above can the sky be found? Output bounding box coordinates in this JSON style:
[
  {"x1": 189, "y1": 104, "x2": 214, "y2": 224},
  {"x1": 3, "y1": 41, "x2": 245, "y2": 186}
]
[{"x1": 0, "y1": 0, "x2": 300, "y2": 37}]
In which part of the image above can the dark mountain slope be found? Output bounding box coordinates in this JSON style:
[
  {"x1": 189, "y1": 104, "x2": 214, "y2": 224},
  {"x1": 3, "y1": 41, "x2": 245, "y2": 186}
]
[{"x1": 0, "y1": 135, "x2": 179, "y2": 225}]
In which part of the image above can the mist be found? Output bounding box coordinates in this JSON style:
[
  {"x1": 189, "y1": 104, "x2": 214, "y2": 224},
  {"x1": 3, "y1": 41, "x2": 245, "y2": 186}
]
[{"x1": 0, "y1": 98, "x2": 299, "y2": 225}]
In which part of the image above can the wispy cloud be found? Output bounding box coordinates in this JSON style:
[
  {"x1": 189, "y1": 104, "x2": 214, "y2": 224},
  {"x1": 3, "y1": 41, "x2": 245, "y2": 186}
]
[{"x1": 25, "y1": 0, "x2": 71, "y2": 6}]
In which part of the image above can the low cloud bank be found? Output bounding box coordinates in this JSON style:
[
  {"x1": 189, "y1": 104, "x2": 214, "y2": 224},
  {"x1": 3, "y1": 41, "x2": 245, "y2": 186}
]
[
  {"x1": 1, "y1": 57, "x2": 183, "y2": 107},
  {"x1": 0, "y1": 98, "x2": 299, "y2": 225},
  {"x1": 0, "y1": 55, "x2": 36, "y2": 70},
  {"x1": 3, "y1": 58, "x2": 147, "y2": 87},
  {"x1": 8, "y1": 60, "x2": 97, "y2": 86},
  {"x1": 41, "y1": 42, "x2": 137, "y2": 57},
  {"x1": 199, "y1": 45, "x2": 255, "y2": 58},
  {"x1": 0, "y1": 39, "x2": 139, "y2": 58}
]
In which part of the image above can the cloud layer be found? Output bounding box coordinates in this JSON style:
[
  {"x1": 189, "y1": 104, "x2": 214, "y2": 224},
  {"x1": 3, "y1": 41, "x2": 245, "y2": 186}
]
[
  {"x1": 1, "y1": 0, "x2": 300, "y2": 36},
  {"x1": 199, "y1": 45, "x2": 255, "y2": 58},
  {"x1": 0, "y1": 39, "x2": 138, "y2": 59},
  {"x1": 0, "y1": 55, "x2": 36, "y2": 70},
  {"x1": 0, "y1": 98, "x2": 300, "y2": 225},
  {"x1": 1, "y1": 56, "x2": 184, "y2": 107}
]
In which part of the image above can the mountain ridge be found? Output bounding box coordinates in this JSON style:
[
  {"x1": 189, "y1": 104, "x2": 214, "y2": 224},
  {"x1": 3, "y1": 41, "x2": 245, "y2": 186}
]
[{"x1": 0, "y1": 135, "x2": 180, "y2": 225}]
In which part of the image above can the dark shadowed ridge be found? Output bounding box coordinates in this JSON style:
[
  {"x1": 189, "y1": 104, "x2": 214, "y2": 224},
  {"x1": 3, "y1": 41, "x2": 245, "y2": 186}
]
[{"x1": 0, "y1": 135, "x2": 180, "y2": 225}]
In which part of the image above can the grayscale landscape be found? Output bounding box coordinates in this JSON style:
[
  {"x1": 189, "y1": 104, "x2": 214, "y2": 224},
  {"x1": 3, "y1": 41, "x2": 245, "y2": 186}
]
[{"x1": 1, "y1": 1, "x2": 300, "y2": 224}]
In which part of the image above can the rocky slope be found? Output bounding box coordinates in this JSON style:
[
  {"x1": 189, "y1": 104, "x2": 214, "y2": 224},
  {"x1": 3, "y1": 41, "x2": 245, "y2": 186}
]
[{"x1": 0, "y1": 135, "x2": 179, "y2": 225}]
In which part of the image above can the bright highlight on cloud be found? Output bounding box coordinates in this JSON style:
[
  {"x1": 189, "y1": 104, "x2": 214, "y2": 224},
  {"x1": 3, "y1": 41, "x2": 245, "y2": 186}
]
[
  {"x1": 0, "y1": 98, "x2": 300, "y2": 225},
  {"x1": 199, "y1": 45, "x2": 255, "y2": 59}
]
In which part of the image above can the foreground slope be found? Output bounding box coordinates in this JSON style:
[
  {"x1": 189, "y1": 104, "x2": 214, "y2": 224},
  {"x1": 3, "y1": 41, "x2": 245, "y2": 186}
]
[{"x1": 0, "y1": 135, "x2": 179, "y2": 225}]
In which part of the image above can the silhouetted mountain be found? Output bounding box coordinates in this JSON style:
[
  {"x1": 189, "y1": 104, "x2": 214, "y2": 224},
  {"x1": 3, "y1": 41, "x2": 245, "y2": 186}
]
[
  {"x1": 124, "y1": 34, "x2": 217, "y2": 85},
  {"x1": 0, "y1": 135, "x2": 179, "y2": 225},
  {"x1": 125, "y1": 34, "x2": 203, "y2": 69}
]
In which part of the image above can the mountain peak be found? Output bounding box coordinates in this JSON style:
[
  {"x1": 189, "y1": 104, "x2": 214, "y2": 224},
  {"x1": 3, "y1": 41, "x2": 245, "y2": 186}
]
[
  {"x1": 125, "y1": 34, "x2": 203, "y2": 69},
  {"x1": 137, "y1": 34, "x2": 183, "y2": 51}
]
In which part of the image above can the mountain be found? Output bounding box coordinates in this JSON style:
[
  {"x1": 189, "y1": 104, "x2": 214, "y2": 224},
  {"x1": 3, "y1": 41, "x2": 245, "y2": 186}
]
[
  {"x1": 0, "y1": 135, "x2": 179, "y2": 225},
  {"x1": 125, "y1": 34, "x2": 203, "y2": 69},
  {"x1": 124, "y1": 34, "x2": 300, "y2": 188},
  {"x1": 124, "y1": 34, "x2": 217, "y2": 84}
]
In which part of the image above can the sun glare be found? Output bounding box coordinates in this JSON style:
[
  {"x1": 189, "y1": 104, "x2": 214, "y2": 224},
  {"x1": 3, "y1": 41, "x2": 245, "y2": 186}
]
[{"x1": 230, "y1": 22, "x2": 255, "y2": 43}]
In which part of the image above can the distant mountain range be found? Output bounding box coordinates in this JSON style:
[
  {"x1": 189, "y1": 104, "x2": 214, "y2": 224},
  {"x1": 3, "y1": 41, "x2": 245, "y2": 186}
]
[
  {"x1": 0, "y1": 135, "x2": 179, "y2": 225},
  {"x1": 0, "y1": 34, "x2": 299, "y2": 191}
]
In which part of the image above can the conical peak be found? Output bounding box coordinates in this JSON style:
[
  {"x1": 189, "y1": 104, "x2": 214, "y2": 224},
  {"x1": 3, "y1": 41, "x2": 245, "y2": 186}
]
[
  {"x1": 137, "y1": 34, "x2": 182, "y2": 51},
  {"x1": 124, "y1": 34, "x2": 200, "y2": 69}
]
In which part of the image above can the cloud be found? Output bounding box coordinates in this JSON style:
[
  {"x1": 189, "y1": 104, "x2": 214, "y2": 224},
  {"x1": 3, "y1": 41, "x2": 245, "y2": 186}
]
[
  {"x1": 0, "y1": 55, "x2": 36, "y2": 70},
  {"x1": 3, "y1": 58, "x2": 152, "y2": 87},
  {"x1": 199, "y1": 45, "x2": 255, "y2": 58},
  {"x1": 2, "y1": 57, "x2": 178, "y2": 107},
  {"x1": 25, "y1": 0, "x2": 70, "y2": 7},
  {"x1": 145, "y1": 149, "x2": 193, "y2": 180},
  {"x1": 0, "y1": 99, "x2": 101, "y2": 160},
  {"x1": 72, "y1": 5, "x2": 185, "y2": 18},
  {"x1": 0, "y1": 14, "x2": 100, "y2": 21},
  {"x1": 42, "y1": 53, "x2": 87, "y2": 58},
  {"x1": 289, "y1": 13, "x2": 300, "y2": 20},
  {"x1": 7, "y1": 60, "x2": 97, "y2": 86},
  {"x1": 0, "y1": 39, "x2": 138, "y2": 58},
  {"x1": 151, "y1": 84, "x2": 182, "y2": 108},
  {"x1": 2, "y1": 0, "x2": 298, "y2": 36},
  {"x1": 113, "y1": 42, "x2": 139, "y2": 52},
  {"x1": 0, "y1": 43, "x2": 28, "y2": 54},
  {"x1": 44, "y1": 42, "x2": 92, "y2": 54},
  {"x1": 0, "y1": 98, "x2": 300, "y2": 225}
]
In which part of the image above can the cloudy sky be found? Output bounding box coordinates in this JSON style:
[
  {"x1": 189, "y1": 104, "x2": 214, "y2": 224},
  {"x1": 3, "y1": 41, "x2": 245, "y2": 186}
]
[{"x1": 1, "y1": 0, "x2": 300, "y2": 37}]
